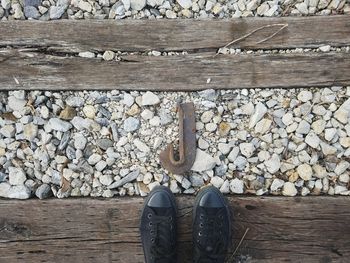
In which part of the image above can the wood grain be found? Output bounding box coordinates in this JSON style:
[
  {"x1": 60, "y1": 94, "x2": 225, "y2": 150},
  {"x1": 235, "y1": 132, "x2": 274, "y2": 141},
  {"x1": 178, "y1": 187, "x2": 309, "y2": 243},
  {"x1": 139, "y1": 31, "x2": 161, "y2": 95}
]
[
  {"x1": 0, "y1": 49, "x2": 349, "y2": 91},
  {"x1": 0, "y1": 16, "x2": 349, "y2": 52},
  {"x1": 0, "y1": 196, "x2": 349, "y2": 263}
]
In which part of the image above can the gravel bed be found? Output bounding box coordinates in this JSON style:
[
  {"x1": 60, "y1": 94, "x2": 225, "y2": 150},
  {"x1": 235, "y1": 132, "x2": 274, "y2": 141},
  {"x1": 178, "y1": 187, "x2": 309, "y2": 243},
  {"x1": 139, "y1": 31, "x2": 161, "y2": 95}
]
[
  {"x1": 74, "y1": 45, "x2": 350, "y2": 61},
  {"x1": 0, "y1": 87, "x2": 350, "y2": 199},
  {"x1": 0, "y1": 0, "x2": 348, "y2": 20}
]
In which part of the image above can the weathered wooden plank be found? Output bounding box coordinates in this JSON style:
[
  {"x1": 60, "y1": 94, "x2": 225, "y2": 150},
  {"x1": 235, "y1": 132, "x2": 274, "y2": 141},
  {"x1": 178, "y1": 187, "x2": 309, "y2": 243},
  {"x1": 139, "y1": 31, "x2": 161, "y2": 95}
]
[
  {"x1": 0, "y1": 49, "x2": 349, "y2": 91},
  {"x1": 0, "y1": 196, "x2": 349, "y2": 263},
  {"x1": 0, "y1": 16, "x2": 349, "y2": 52}
]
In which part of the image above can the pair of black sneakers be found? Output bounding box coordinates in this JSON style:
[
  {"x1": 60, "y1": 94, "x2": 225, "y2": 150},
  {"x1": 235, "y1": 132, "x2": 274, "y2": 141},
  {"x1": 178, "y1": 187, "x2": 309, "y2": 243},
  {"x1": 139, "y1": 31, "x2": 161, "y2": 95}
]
[{"x1": 140, "y1": 186, "x2": 231, "y2": 263}]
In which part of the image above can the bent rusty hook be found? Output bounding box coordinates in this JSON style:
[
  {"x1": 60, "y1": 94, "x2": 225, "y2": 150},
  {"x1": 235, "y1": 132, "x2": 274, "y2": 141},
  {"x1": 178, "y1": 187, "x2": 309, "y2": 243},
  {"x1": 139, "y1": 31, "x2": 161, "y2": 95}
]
[{"x1": 159, "y1": 102, "x2": 196, "y2": 174}]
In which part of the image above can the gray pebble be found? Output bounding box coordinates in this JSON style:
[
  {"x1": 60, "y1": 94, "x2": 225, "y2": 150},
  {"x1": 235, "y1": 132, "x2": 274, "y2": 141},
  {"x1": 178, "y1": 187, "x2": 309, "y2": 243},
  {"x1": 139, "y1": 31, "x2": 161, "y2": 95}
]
[
  {"x1": 35, "y1": 184, "x2": 52, "y2": 199},
  {"x1": 66, "y1": 96, "x2": 84, "y2": 107},
  {"x1": 108, "y1": 169, "x2": 140, "y2": 189},
  {"x1": 58, "y1": 131, "x2": 70, "y2": 150},
  {"x1": 24, "y1": 6, "x2": 40, "y2": 18},
  {"x1": 48, "y1": 118, "x2": 72, "y2": 132},
  {"x1": 96, "y1": 138, "x2": 113, "y2": 150},
  {"x1": 124, "y1": 117, "x2": 140, "y2": 132}
]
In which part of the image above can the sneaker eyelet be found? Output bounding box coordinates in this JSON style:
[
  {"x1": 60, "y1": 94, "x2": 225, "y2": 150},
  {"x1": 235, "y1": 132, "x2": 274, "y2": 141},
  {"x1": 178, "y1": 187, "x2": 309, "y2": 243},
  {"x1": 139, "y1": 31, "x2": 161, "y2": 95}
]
[
  {"x1": 168, "y1": 216, "x2": 172, "y2": 221},
  {"x1": 219, "y1": 215, "x2": 223, "y2": 219},
  {"x1": 200, "y1": 214, "x2": 204, "y2": 219},
  {"x1": 198, "y1": 231, "x2": 202, "y2": 236},
  {"x1": 151, "y1": 238, "x2": 155, "y2": 243},
  {"x1": 199, "y1": 223, "x2": 203, "y2": 228},
  {"x1": 148, "y1": 213, "x2": 152, "y2": 219},
  {"x1": 149, "y1": 222, "x2": 153, "y2": 226},
  {"x1": 150, "y1": 230, "x2": 154, "y2": 235}
]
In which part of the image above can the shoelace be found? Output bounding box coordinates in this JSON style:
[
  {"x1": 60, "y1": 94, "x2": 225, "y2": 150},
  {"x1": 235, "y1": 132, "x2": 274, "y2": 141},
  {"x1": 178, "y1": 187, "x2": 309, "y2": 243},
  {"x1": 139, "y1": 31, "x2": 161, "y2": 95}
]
[
  {"x1": 195, "y1": 210, "x2": 226, "y2": 263},
  {"x1": 149, "y1": 214, "x2": 176, "y2": 263}
]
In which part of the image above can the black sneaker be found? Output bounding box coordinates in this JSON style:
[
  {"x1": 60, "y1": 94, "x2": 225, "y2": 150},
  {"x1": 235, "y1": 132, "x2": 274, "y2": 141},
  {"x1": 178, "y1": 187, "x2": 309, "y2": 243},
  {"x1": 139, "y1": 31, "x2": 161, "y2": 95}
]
[
  {"x1": 193, "y1": 186, "x2": 231, "y2": 263},
  {"x1": 140, "y1": 186, "x2": 177, "y2": 263}
]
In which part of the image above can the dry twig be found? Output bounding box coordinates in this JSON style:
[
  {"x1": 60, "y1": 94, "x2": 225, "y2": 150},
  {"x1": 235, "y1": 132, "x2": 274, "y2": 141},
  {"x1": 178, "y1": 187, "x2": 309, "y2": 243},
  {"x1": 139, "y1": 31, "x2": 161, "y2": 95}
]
[{"x1": 228, "y1": 228, "x2": 250, "y2": 262}]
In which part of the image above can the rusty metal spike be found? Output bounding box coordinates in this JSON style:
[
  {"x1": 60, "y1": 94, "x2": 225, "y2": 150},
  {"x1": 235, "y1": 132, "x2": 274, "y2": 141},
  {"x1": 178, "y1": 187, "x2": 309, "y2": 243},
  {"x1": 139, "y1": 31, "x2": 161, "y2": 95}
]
[{"x1": 159, "y1": 102, "x2": 196, "y2": 175}]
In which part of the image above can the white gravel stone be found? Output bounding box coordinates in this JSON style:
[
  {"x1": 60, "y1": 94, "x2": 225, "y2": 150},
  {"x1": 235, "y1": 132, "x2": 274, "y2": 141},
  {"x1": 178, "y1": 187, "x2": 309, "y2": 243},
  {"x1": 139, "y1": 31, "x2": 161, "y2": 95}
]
[
  {"x1": 124, "y1": 117, "x2": 140, "y2": 132},
  {"x1": 83, "y1": 105, "x2": 96, "y2": 119},
  {"x1": 249, "y1": 102, "x2": 267, "y2": 128},
  {"x1": 141, "y1": 109, "x2": 154, "y2": 120},
  {"x1": 198, "y1": 137, "x2": 210, "y2": 150},
  {"x1": 295, "y1": 2, "x2": 308, "y2": 14},
  {"x1": 177, "y1": 0, "x2": 192, "y2": 8},
  {"x1": 313, "y1": 164, "x2": 327, "y2": 179},
  {"x1": 74, "y1": 134, "x2": 87, "y2": 150},
  {"x1": 334, "y1": 185, "x2": 348, "y2": 194},
  {"x1": 99, "y1": 174, "x2": 113, "y2": 186},
  {"x1": 170, "y1": 180, "x2": 180, "y2": 193},
  {"x1": 0, "y1": 125, "x2": 15, "y2": 138},
  {"x1": 282, "y1": 182, "x2": 298, "y2": 196},
  {"x1": 48, "y1": 118, "x2": 72, "y2": 132},
  {"x1": 103, "y1": 50, "x2": 115, "y2": 61},
  {"x1": 134, "y1": 138, "x2": 150, "y2": 152},
  {"x1": 255, "y1": 118, "x2": 272, "y2": 134},
  {"x1": 325, "y1": 128, "x2": 337, "y2": 141},
  {"x1": 334, "y1": 161, "x2": 350, "y2": 175},
  {"x1": 339, "y1": 173, "x2": 350, "y2": 183},
  {"x1": 227, "y1": 147, "x2": 239, "y2": 162},
  {"x1": 270, "y1": 178, "x2": 285, "y2": 191},
  {"x1": 95, "y1": 160, "x2": 108, "y2": 171},
  {"x1": 220, "y1": 180, "x2": 230, "y2": 193},
  {"x1": 319, "y1": 45, "x2": 331, "y2": 52},
  {"x1": 9, "y1": 167, "x2": 26, "y2": 185},
  {"x1": 205, "y1": 123, "x2": 217, "y2": 132},
  {"x1": 165, "y1": 10, "x2": 177, "y2": 18},
  {"x1": 88, "y1": 153, "x2": 102, "y2": 165},
  {"x1": 1, "y1": 0, "x2": 10, "y2": 9},
  {"x1": 230, "y1": 178, "x2": 244, "y2": 194},
  {"x1": 334, "y1": 98, "x2": 350, "y2": 124},
  {"x1": 0, "y1": 182, "x2": 10, "y2": 197},
  {"x1": 150, "y1": 116, "x2": 161, "y2": 126},
  {"x1": 305, "y1": 132, "x2": 320, "y2": 149},
  {"x1": 297, "y1": 163, "x2": 313, "y2": 181},
  {"x1": 7, "y1": 185, "x2": 31, "y2": 199},
  {"x1": 297, "y1": 90, "x2": 313, "y2": 102},
  {"x1": 239, "y1": 143, "x2": 255, "y2": 158},
  {"x1": 201, "y1": 111, "x2": 214, "y2": 123},
  {"x1": 78, "y1": 0, "x2": 92, "y2": 12},
  {"x1": 211, "y1": 176, "x2": 224, "y2": 188},
  {"x1": 218, "y1": 143, "x2": 231, "y2": 155},
  {"x1": 296, "y1": 120, "x2": 311, "y2": 134},
  {"x1": 8, "y1": 96, "x2": 26, "y2": 112},
  {"x1": 23, "y1": 123, "x2": 38, "y2": 141},
  {"x1": 311, "y1": 119, "x2": 326, "y2": 134},
  {"x1": 142, "y1": 91, "x2": 160, "y2": 105},
  {"x1": 191, "y1": 149, "x2": 216, "y2": 172},
  {"x1": 130, "y1": 0, "x2": 146, "y2": 10},
  {"x1": 320, "y1": 142, "x2": 337, "y2": 155},
  {"x1": 264, "y1": 154, "x2": 281, "y2": 174},
  {"x1": 123, "y1": 93, "x2": 135, "y2": 107},
  {"x1": 79, "y1": 51, "x2": 95, "y2": 58},
  {"x1": 49, "y1": 4, "x2": 67, "y2": 19}
]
